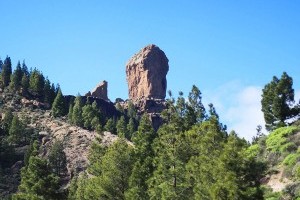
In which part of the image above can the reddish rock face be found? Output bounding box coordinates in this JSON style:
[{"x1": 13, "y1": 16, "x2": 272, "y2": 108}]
[
  {"x1": 86, "y1": 80, "x2": 109, "y2": 101},
  {"x1": 126, "y1": 44, "x2": 169, "y2": 101}
]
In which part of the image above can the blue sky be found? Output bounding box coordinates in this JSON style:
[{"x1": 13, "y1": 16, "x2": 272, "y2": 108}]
[{"x1": 1, "y1": 1, "x2": 300, "y2": 140}]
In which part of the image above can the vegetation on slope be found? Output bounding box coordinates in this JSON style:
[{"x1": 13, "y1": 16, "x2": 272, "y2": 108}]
[{"x1": 0, "y1": 56, "x2": 300, "y2": 200}]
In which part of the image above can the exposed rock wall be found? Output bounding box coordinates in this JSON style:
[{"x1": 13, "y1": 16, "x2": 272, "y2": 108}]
[
  {"x1": 126, "y1": 44, "x2": 169, "y2": 101},
  {"x1": 86, "y1": 80, "x2": 109, "y2": 101}
]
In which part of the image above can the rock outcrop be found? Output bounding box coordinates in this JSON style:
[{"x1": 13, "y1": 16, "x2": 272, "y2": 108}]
[
  {"x1": 126, "y1": 44, "x2": 169, "y2": 101},
  {"x1": 86, "y1": 80, "x2": 109, "y2": 101}
]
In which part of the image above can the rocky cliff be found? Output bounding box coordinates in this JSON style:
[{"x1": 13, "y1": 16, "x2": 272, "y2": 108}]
[{"x1": 126, "y1": 44, "x2": 169, "y2": 101}]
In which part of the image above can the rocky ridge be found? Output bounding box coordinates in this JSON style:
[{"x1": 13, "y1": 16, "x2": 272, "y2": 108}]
[{"x1": 0, "y1": 94, "x2": 122, "y2": 196}]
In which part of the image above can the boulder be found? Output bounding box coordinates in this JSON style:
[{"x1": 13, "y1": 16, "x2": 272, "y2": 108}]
[{"x1": 126, "y1": 44, "x2": 169, "y2": 101}]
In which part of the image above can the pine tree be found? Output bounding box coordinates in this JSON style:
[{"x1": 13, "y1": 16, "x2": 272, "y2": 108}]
[
  {"x1": 208, "y1": 103, "x2": 219, "y2": 119},
  {"x1": 24, "y1": 140, "x2": 39, "y2": 167},
  {"x1": 1, "y1": 56, "x2": 12, "y2": 87},
  {"x1": 82, "y1": 104, "x2": 92, "y2": 129},
  {"x1": 219, "y1": 132, "x2": 264, "y2": 199},
  {"x1": 0, "y1": 58, "x2": 3, "y2": 72},
  {"x1": 51, "y1": 83, "x2": 56, "y2": 96},
  {"x1": 87, "y1": 138, "x2": 107, "y2": 176},
  {"x1": 261, "y1": 72, "x2": 298, "y2": 131},
  {"x1": 148, "y1": 96, "x2": 192, "y2": 199},
  {"x1": 71, "y1": 173, "x2": 99, "y2": 200},
  {"x1": 67, "y1": 176, "x2": 79, "y2": 200},
  {"x1": 72, "y1": 95, "x2": 83, "y2": 127},
  {"x1": 29, "y1": 68, "x2": 45, "y2": 95},
  {"x1": 208, "y1": 103, "x2": 227, "y2": 131},
  {"x1": 148, "y1": 125, "x2": 191, "y2": 199},
  {"x1": 104, "y1": 118, "x2": 115, "y2": 133},
  {"x1": 69, "y1": 139, "x2": 133, "y2": 200},
  {"x1": 91, "y1": 101, "x2": 102, "y2": 130},
  {"x1": 0, "y1": 137, "x2": 15, "y2": 168},
  {"x1": 21, "y1": 73, "x2": 30, "y2": 95},
  {"x1": 21, "y1": 60, "x2": 29, "y2": 76},
  {"x1": 44, "y1": 78, "x2": 56, "y2": 105},
  {"x1": 13, "y1": 156, "x2": 60, "y2": 200},
  {"x1": 92, "y1": 117, "x2": 102, "y2": 133},
  {"x1": 8, "y1": 115, "x2": 24, "y2": 145},
  {"x1": 126, "y1": 115, "x2": 156, "y2": 199},
  {"x1": 2, "y1": 109, "x2": 14, "y2": 134},
  {"x1": 127, "y1": 101, "x2": 137, "y2": 119},
  {"x1": 127, "y1": 117, "x2": 136, "y2": 139},
  {"x1": 185, "y1": 85, "x2": 206, "y2": 128},
  {"x1": 48, "y1": 140, "x2": 67, "y2": 176},
  {"x1": 185, "y1": 118, "x2": 226, "y2": 200},
  {"x1": 51, "y1": 88, "x2": 66, "y2": 117},
  {"x1": 82, "y1": 102, "x2": 99, "y2": 130},
  {"x1": 116, "y1": 116, "x2": 127, "y2": 138},
  {"x1": 68, "y1": 103, "x2": 74, "y2": 123},
  {"x1": 116, "y1": 102, "x2": 124, "y2": 113},
  {"x1": 96, "y1": 139, "x2": 133, "y2": 199},
  {"x1": 10, "y1": 61, "x2": 23, "y2": 91}
]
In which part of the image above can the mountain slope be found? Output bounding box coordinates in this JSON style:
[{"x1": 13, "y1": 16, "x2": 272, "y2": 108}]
[{"x1": 252, "y1": 125, "x2": 300, "y2": 199}]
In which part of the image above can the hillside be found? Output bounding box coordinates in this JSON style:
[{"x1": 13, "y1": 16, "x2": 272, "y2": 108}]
[
  {"x1": 0, "y1": 48, "x2": 299, "y2": 199},
  {"x1": 3, "y1": 97, "x2": 300, "y2": 199},
  {"x1": 0, "y1": 90, "x2": 121, "y2": 199},
  {"x1": 249, "y1": 125, "x2": 300, "y2": 199}
]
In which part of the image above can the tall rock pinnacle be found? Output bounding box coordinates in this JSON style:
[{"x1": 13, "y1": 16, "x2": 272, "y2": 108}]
[{"x1": 126, "y1": 44, "x2": 169, "y2": 101}]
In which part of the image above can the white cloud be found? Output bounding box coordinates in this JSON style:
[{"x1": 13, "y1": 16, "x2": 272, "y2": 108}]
[
  {"x1": 202, "y1": 82, "x2": 300, "y2": 141},
  {"x1": 224, "y1": 86, "x2": 265, "y2": 141},
  {"x1": 203, "y1": 83, "x2": 266, "y2": 141}
]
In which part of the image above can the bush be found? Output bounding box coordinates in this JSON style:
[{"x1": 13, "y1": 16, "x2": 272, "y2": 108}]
[
  {"x1": 267, "y1": 152, "x2": 281, "y2": 167},
  {"x1": 262, "y1": 186, "x2": 281, "y2": 200},
  {"x1": 266, "y1": 126, "x2": 299, "y2": 153},
  {"x1": 283, "y1": 182, "x2": 300, "y2": 199},
  {"x1": 280, "y1": 142, "x2": 297, "y2": 152},
  {"x1": 283, "y1": 153, "x2": 300, "y2": 167},
  {"x1": 293, "y1": 165, "x2": 300, "y2": 180},
  {"x1": 245, "y1": 144, "x2": 260, "y2": 158}
]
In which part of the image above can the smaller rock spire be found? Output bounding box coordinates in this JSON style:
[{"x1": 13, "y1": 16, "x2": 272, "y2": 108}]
[{"x1": 85, "y1": 80, "x2": 109, "y2": 101}]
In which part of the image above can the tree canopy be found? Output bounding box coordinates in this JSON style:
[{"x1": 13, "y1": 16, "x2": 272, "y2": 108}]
[{"x1": 261, "y1": 72, "x2": 299, "y2": 131}]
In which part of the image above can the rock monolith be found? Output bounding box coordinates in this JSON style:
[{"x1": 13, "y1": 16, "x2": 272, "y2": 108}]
[{"x1": 126, "y1": 44, "x2": 169, "y2": 101}]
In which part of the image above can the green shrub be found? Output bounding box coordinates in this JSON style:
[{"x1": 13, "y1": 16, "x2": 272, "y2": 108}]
[
  {"x1": 245, "y1": 144, "x2": 260, "y2": 158},
  {"x1": 294, "y1": 165, "x2": 300, "y2": 180},
  {"x1": 262, "y1": 185, "x2": 281, "y2": 200},
  {"x1": 283, "y1": 182, "x2": 300, "y2": 199},
  {"x1": 283, "y1": 153, "x2": 300, "y2": 167},
  {"x1": 266, "y1": 126, "x2": 299, "y2": 153},
  {"x1": 280, "y1": 142, "x2": 297, "y2": 153},
  {"x1": 266, "y1": 197, "x2": 280, "y2": 200}
]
